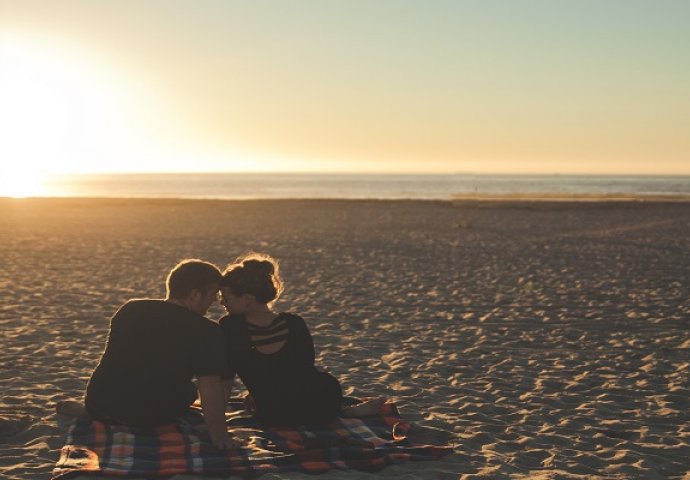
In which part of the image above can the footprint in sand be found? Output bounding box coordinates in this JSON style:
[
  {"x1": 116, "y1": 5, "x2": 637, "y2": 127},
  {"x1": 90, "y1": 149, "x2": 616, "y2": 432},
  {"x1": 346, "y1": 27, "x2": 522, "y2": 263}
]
[{"x1": 0, "y1": 415, "x2": 33, "y2": 441}]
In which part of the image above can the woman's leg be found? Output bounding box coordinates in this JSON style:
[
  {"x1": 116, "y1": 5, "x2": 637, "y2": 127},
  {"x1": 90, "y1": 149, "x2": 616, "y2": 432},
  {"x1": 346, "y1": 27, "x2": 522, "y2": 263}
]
[{"x1": 340, "y1": 397, "x2": 386, "y2": 417}]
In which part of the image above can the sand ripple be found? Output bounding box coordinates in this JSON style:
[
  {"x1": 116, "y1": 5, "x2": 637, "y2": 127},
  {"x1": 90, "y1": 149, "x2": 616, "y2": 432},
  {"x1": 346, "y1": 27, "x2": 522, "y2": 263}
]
[{"x1": 1, "y1": 198, "x2": 689, "y2": 479}]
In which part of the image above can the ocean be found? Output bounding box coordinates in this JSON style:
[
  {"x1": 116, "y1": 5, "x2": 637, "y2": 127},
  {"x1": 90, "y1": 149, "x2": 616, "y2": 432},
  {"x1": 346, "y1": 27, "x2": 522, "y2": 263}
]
[{"x1": 32, "y1": 173, "x2": 690, "y2": 200}]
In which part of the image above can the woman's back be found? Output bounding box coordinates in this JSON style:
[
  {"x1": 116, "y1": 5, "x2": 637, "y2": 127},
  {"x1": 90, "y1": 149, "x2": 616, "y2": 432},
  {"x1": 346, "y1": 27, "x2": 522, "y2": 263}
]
[{"x1": 220, "y1": 312, "x2": 341, "y2": 425}]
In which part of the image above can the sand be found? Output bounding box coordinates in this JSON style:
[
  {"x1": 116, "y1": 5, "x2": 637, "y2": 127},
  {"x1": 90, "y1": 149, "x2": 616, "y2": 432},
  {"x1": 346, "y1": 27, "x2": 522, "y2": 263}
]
[{"x1": 0, "y1": 197, "x2": 688, "y2": 479}]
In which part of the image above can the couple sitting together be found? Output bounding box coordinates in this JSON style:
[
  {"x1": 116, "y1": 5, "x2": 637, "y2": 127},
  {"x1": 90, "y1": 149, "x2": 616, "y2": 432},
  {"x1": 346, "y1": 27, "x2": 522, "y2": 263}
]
[{"x1": 58, "y1": 253, "x2": 382, "y2": 448}]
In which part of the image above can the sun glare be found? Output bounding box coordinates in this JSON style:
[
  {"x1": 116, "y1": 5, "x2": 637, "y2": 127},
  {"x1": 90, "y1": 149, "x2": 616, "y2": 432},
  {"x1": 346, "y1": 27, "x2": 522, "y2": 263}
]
[
  {"x1": 0, "y1": 169, "x2": 45, "y2": 198},
  {"x1": 0, "y1": 32, "x2": 235, "y2": 182},
  {"x1": 0, "y1": 33, "x2": 162, "y2": 189},
  {"x1": 1, "y1": 36, "x2": 119, "y2": 165}
]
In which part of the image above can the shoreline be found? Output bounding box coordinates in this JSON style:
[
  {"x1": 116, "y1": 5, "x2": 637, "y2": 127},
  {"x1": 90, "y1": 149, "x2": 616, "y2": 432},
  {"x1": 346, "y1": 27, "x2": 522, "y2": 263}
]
[
  {"x1": 452, "y1": 192, "x2": 690, "y2": 202},
  {"x1": 2, "y1": 193, "x2": 690, "y2": 204}
]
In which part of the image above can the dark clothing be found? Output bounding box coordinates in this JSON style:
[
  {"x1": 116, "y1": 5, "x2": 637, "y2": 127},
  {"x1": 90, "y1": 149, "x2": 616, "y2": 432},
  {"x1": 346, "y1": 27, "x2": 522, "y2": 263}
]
[
  {"x1": 85, "y1": 299, "x2": 227, "y2": 427},
  {"x1": 220, "y1": 313, "x2": 342, "y2": 426}
]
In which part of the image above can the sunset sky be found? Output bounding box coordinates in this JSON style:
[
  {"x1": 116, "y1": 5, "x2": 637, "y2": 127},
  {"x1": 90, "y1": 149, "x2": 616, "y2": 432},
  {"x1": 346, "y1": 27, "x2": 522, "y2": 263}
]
[{"x1": 1, "y1": 0, "x2": 689, "y2": 176}]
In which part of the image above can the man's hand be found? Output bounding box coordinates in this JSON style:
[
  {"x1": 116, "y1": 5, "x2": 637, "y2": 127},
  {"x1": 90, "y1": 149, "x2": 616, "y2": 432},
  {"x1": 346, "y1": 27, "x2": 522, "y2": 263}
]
[{"x1": 209, "y1": 428, "x2": 240, "y2": 450}]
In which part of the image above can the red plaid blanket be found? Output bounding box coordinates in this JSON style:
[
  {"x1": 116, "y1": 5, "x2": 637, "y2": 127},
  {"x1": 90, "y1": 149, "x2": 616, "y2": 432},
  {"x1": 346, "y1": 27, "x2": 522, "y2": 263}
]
[{"x1": 53, "y1": 400, "x2": 451, "y2": 478}]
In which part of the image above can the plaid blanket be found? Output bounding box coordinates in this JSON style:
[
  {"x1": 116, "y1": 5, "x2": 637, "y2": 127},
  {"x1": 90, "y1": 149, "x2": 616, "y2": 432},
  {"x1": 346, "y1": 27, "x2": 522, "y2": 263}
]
[{"x1": 53, "y1": 400, "x2": 452, "y2": 478}]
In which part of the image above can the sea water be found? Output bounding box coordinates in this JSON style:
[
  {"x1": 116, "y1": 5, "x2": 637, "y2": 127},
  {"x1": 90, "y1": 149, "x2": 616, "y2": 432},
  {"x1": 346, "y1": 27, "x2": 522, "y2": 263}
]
[{"x1": 33, "y1": 173, "x2": 690, "y2": 200}]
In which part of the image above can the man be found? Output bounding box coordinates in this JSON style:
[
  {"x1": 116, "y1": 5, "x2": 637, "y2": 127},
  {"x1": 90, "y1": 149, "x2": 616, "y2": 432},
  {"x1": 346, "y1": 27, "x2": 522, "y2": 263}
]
[{"x1": 82, "y1": 259, "x2": 232, "y2": 448}]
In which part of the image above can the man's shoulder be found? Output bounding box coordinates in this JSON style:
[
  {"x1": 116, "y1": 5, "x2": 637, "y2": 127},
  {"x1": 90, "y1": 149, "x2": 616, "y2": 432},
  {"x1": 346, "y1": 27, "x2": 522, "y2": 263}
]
[
  {"x1": 113, "y1": 298, "x2": 159, "y2": 316},
  {"x1": 121, "y1": 298, "x2": 164, "y2": 308},
  {"x1": 117, "y1": 299, "x2": 213, "y2": 326},
  {"x1": 280, "y1": 312, "x2": 306, "y2": 326},
  {"x1": 116, "y1": 298, "x2": 174, "y2": 316}
]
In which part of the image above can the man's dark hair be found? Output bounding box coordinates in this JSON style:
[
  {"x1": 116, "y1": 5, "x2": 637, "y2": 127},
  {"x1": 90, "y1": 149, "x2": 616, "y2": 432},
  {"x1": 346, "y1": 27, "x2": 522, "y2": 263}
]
[{"x1": 166, "y1": 259, "x2": 222, "y2": 300}]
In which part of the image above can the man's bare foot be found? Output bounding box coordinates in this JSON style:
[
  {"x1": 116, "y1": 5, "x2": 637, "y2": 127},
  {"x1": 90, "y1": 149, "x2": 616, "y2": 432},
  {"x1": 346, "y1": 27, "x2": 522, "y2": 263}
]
[
  {"x1": 56, "y1": 400, "x2": 89, "y2": 418},
  {"x1": 394, "y1": 422, "x2": 456, "y2": 445},
  {"x1": 340, "y1": 397, "x2": 386, "y2": 418}
]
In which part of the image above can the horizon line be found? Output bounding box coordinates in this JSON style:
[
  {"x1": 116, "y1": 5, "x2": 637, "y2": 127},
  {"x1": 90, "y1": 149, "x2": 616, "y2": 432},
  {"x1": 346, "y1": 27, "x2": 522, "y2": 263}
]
[{"x1": 36, "y1": 171, "x2": 690, "y2": 177}]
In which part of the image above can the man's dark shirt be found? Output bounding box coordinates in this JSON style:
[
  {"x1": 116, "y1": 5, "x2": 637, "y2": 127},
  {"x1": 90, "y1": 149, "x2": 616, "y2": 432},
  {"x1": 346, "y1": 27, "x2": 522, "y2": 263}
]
[{"x1": 85, "y1": 299, "x2": 227, "y2": 426}]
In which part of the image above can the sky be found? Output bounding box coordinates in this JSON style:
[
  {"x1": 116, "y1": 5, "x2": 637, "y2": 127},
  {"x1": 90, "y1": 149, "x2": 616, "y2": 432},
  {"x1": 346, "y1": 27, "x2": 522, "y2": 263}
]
[{"x1": 1, "y1": 0, "x2": 689, "y2": 176}]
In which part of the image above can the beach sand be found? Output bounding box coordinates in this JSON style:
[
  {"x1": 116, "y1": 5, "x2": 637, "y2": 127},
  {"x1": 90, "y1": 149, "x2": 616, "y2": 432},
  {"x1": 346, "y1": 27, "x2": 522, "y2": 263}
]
[{"x1": 1, "y1": 197, "x2": 688, "y2": 479}]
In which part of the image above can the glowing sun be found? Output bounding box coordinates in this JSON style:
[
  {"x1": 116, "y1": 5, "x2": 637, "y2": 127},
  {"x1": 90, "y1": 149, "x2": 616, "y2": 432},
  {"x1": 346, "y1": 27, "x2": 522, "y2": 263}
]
[{"x1": 0, "y1": 33, "x2": 148, "y2": 196}]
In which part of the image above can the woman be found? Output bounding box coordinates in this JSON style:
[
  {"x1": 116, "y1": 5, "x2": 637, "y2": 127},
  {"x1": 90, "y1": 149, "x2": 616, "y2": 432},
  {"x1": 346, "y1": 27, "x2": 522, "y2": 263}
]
[{"x1": 219, "y1": 253, "x2": 382, "y2": 426}]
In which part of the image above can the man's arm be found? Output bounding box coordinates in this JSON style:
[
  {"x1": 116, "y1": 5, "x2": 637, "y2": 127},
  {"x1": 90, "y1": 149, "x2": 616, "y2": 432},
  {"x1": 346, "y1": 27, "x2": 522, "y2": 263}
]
[{"x1": 197, "y1": 375, "x2": 234, "y2": 448}]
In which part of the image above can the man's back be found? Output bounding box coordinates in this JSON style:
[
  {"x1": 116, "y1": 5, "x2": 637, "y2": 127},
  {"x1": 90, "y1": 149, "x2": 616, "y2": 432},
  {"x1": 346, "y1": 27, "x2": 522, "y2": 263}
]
[{"x1": 85, "y1": 299, "x2": 226, "y2": 426}]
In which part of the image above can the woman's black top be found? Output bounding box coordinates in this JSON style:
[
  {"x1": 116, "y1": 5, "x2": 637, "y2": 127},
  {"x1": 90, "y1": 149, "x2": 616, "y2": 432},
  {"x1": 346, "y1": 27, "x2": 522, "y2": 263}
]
[{"x1": 220, "y1": 312, "x2": 342, "y2": 426}]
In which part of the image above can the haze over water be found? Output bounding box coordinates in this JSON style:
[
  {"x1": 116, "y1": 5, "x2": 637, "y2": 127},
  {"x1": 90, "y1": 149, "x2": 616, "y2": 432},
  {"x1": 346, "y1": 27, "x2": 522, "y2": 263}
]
[{"x1": 30, "y1": 173, "x2": 690, "y2": 200}]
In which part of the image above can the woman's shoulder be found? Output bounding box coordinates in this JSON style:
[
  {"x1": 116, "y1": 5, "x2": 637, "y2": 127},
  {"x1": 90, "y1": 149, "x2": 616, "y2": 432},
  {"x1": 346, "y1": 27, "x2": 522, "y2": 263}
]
[
  {"x1": 219, "y1": 314, "x2": 247, "y2": 331},
  {"x1": 279, "y1": 311, "x2": 303, "y2": 321},
  {"x1": 279, "y1": 312, "x2": 309, "y2": 330}
]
